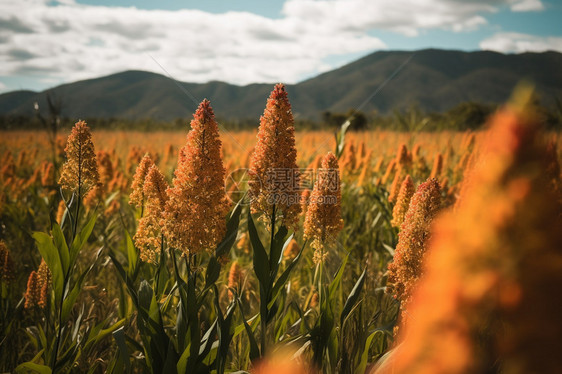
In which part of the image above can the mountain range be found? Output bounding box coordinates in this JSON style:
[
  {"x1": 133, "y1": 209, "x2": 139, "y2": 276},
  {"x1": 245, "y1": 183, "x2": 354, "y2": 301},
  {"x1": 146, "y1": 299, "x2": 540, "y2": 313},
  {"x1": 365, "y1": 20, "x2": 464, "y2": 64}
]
[{"x1": 1, "y1": 49, "x2": 561, "y2": 122}]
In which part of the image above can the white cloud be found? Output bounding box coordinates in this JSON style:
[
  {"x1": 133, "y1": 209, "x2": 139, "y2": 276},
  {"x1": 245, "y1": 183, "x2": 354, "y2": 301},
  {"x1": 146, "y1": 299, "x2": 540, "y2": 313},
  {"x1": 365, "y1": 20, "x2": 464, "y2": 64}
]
[
  {"x1": 510, "y1": 0, "x2": 544, "y2": 12},
  {"x1": 0, "y1": 0, "x2": 386, "y2": 87},
  {"x1": 282, "y1": 0, "x2": 496, "y2": 37},
  {"x1": 0, "y1": 0, "x2": 549, "y2": 90},
  {"x1": 0, "y1": 81, "x2": 7, "y2": 93},
  {"x1": 480, "y1": 32, "x2": 562, "y2": 53}
]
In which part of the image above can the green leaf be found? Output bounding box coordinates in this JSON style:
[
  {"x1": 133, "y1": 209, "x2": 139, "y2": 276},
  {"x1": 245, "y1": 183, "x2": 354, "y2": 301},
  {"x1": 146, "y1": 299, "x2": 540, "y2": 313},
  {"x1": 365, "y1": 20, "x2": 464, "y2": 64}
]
[
  {"x1": 112, "y1": 327, "x2": 131, "y2": 372},
  {"x1": 33, "y1": 232, "x2": 64, "y2": 305},
  {"x1": 329, "y1": 254, "x2": 348, "y2": 300},
  {"x1": 107, "y1": 249, "x2": 141, "y2": 315},
  {"x1": 268, "y1": 240, "x2": 305, "y2": 309},
  {"x1": 214, "y1": 287, "x2": 236, "y2": 374},
  {"x1": 27, "y1": 349, "x2": 47, "y2": 369},
  {"x1": 124, "y1": 228, "x2": 138, "y2": 280},
  {"x1": 24, "y1": 324, "x2": 41, "y2": 352},
  {"x1": 54, "y1": 341, "x2": 79, "y2": 371},
  {"x1": 248, "y1": 211, "x2": 269, "y2": 290},
  {"x1": 104, "y1": 191, "x2": 120, "y2": 205},
  {"x1": 176, "y1": 301, "x2": 188, "y2": 351},
  {"x1": 51, "y1": 223, "x2": 70, "y2": 275},
  {"x1": 277, "y1": 232, "x2": 294, "y2": 267},
  {"x1": 269, "y1": 226, "x2": 288, "y2": 281},
  {"x1": 382, "y1": 243, "x2": 395, "y2": 257},
  {"x1": 177, "y1": 344, "x2": 191, "y2": 374},
  {"x1": 15, "y1": 362, "x2": 52, "y2": 374},
  {"x1": 61, "y1": 247, "x2": 103, "y2": 322},
  {"x1": 70, "y1": 214, "x2": 96, "y2": 264},
  {"x1": 71, "y1": 306, "x2": 85, "y2": 342},
  {"x1": 335, "y1": 118, "x2": 352, "y2": 158},
  {"x1": 170, "y1": 249, "x2": 189, "y2": 352},
  {"x1": 170, "y1": 247, "x2": 188, "y2": 298},
  {"x1": 155, "y1": 246, "x2": 169, "y2": 296},
  {"x1": 199, "y1": 319, "x2": 218, "y2": 362},
  {"x1": 61, "y1": 268, "x2": 87, "y2": 322},
  {"x1": 205, "y1": 256, "x2": 221, "y2": 289},
  {"x1": 205, "y1": 202, "x2": 242, "y2": 289},
  {"x1": 162, "y1": 342, "x2": 179, "y2": 374},
  {"x1": 232, "y1": 313, "x2": 259, "y2": 339},
  {"x1": 86, "y1": 363, "x2": 100, "y2": 374},
  {"x1": 108, "y1": 250, "x2": 126, "y2": 283},
  {"x1": 138, "y1": 280, "x2": 153, "y2": 314},
  {"x1": 137, "y1": 279, "x2": 171, "y2": 368},
  {"x1": 341, "y1": 269, "x2": 367, "y2": 326},
  {"x1": 236, "y1": 297, "x2": 260, "y2": 362},
  {"x1": 148, "y1": 288, "x2": 162, "y2": 327},
  {"x1": 274, "y1": 302, "x2": 294, "y2": 341},
  {"x1": 84, "y1": 319, "x2": 126, "y2": 353},
  {"x1": 357, "y1": 330, "x2": 383, "y2": 374},
  {"x1": 216, "y1": 200, "x2": 243, "y2": 258},
  {"x1": 327, "y1": 328, "x2": 338, "y2": 369},
  {"x1": 185, "y1": 272, "x2": 200, "y2": 371}
]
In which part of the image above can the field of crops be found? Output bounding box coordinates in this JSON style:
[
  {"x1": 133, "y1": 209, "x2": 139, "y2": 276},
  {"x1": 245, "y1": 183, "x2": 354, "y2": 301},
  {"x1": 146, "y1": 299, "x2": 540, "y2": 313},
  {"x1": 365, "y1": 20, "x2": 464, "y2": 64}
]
[{"x1": 1, "y1": 84, "x2": 561, "y2": 374}]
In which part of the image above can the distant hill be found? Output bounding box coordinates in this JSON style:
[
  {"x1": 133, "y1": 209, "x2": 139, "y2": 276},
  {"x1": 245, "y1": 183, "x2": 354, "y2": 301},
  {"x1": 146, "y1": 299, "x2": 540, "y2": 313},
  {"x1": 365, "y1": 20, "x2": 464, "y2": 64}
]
[{"x1": 1, "y1": 49, "x2": 561, "y2": 122}]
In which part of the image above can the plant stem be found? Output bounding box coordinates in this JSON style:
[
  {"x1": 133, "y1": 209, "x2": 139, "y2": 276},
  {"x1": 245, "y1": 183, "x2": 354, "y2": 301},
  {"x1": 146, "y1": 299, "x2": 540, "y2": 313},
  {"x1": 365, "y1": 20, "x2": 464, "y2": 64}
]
[
  {"x1": 72, "y1": 139, "x2": 82, "y2": 240},
  {"x1": 73, "y1": 187, "x2": 81, "y2": 240},
  {"x1": 260, "y1": 204, "x2": 276, "y2": 356},
  {"x1": 0, "y1": 278, "x2": 3, "y2": 333},
  {"x1": 155, "y1": 234, "x2": 165, "y2": 291},
  {"x1": 318, "y1": 258, "x2": 323, "y2": 308},
  {"x1": 51, "y1": 276, "x2": 67, "y2": 372},
  {"x1": 170, "y1": 247, "x2": 181, "y2": 283},
  {"x1": 54, "y1": 149, "x2": 81, "y2": 371},
  {"x1": 52, "y1": 226, "x2": 74, "y2": 371}
]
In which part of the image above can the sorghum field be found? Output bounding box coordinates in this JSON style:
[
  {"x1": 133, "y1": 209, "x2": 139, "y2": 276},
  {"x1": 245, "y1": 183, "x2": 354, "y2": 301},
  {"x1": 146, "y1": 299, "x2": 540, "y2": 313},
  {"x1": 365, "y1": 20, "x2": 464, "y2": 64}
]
[{"x1": 1, "y1": 84, "x2": 562, "y2": 374}]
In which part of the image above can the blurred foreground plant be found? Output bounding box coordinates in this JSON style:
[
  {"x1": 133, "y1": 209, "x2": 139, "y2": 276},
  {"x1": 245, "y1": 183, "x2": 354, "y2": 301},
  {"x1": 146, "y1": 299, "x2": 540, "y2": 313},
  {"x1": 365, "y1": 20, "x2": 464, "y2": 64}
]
[{"x1": 377, "y1": 87, "x2": 562, "y2": 374}]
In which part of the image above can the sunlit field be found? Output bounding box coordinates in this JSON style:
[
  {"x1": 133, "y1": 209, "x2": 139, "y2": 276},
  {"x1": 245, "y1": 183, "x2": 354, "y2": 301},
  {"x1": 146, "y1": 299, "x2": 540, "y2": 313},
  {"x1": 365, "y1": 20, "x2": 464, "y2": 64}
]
[{"x1": 1, "y1": 85, "x2": 562, "y2": 374}]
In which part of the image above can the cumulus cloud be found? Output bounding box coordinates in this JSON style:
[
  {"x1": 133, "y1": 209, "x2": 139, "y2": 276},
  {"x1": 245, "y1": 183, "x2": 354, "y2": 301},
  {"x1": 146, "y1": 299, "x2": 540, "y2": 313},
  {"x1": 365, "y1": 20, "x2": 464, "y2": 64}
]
[
  {"x1": 0, "y1": 0, "x2": 548, "y2": 90},
  {"x1": 480, "y1": 32, "x2": 562, "y2": 53},
  {"x1": 0, "y1": 0, "x2": 387, "y2": 87},
  {"x1": 510, "y1": 0, "x2": 544, "y2": 12},
  {"x1": 282, "y1": 0, "x2": 495, "y2": 37}
]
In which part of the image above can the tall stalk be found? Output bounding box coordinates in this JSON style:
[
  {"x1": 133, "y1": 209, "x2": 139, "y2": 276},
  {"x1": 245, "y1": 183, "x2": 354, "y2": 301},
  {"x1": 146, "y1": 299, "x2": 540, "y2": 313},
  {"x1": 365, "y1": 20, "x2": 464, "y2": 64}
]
[
  {"x1": 260, "y1": 204, "x2": 276, "y2": 356},
  {"x1": 52, "y1": 143, "x2": 81, "y2": 371}
]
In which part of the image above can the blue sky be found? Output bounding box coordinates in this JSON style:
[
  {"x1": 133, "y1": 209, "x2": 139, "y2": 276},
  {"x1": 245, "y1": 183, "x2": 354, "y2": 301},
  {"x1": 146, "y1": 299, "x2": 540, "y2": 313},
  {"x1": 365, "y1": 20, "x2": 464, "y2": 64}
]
[
  {"x1": 1, "y1": 0, "x2": 561, "y2": 93},
  {"x1": 73, "y1": 0, "x2": 287, "y2": 18}
]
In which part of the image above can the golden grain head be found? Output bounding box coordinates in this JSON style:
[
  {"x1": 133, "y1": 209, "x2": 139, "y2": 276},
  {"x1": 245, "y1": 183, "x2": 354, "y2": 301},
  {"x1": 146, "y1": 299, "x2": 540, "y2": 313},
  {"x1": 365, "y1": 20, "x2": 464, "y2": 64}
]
[
  {"x1": 134, "y1": 165, "x2": 169, "y2": 264},
  {"x1": 391, "y1": 175, "x2": 415, "y2": 229},
  {"x1": 304, "y1": 152, "x2": 344, "y2": 261},
  {"x1": 248, "y1": 83, "x2": 301, "y2": 230},
  {"x1": 59, "y1": 120, "x2": 100, "y2": 195},
  {"x1": 162, "y1": 99, "x2": 230, "y2": 255},
  {"x1": 385, "y1": 87, "x2": 562, "y2": 374},
  {"x1": 24, "y1": 271, "x2": 40, "y2": 309},
  {"x1": 0, "y1": 241, "x2": 15, "y2": 282},
  {"x1": 129, "y1": 153, "x2": 154, "y2": 208},
  {"x1": 386, "y1": 177, "x2": 441, "y2": 313}
]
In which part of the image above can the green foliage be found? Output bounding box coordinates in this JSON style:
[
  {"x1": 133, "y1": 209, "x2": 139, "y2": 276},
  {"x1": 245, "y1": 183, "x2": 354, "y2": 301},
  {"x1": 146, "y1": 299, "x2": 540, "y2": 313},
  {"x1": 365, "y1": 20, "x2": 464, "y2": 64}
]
[
  {"x1": 16, "y1": 213, "x2": 126, "y2": 373},
  {"x1": 107, "y1": 201, "x2": 243, "y2": 373},
  {"x1": 247, "y1": 209, "x2": 306, "y2": 358},
  {"x1": 0, "y1": 155, "x2": 405, "y2": 372}
]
